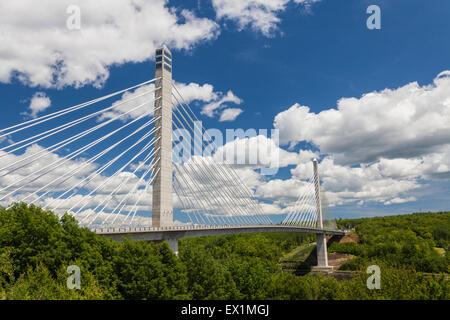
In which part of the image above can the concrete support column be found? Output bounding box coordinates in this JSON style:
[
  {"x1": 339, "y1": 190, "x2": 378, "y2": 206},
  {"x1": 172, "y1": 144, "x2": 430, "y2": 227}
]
[
  {"x1": 152, "y1": 46, "x2": 173, "y2": 228},
  {"x1": 168, "y1": 238, "x2": 178, "y2": 256},
  {"x1": 312, "y1": 159, "x2": 333, "y2": 271},
  {"x1": 313, "y1": 159, "x2": 323, "y2": 229},
  {"x1": 315, "y1": 233, "x2": 329, "y2": 268}
]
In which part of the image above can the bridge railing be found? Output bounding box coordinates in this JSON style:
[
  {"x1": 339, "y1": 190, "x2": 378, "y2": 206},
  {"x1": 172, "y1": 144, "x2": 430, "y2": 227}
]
[{"x1": 93, "y1": 224, "x2": 347, "y2": 235}]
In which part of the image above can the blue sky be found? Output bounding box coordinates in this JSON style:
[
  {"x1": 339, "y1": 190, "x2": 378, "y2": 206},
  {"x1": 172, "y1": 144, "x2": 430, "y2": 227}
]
[{"x1": 0, "y1": 0, "x2": 449, "y2": 224}]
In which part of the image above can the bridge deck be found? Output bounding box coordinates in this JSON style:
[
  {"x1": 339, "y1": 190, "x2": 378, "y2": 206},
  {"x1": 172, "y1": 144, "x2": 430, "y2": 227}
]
[{"x1": 96, "y1": 225, "x2": 346, "y2": 242}]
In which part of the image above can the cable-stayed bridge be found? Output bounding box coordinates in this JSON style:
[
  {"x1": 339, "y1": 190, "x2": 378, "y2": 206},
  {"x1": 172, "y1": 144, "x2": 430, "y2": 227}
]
[{"x1": 0, "y1": 46, "x2": 344, "y2": 270}]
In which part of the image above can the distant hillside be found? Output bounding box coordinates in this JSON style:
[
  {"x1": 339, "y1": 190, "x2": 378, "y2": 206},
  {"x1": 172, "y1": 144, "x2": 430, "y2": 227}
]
[{"x1": 332, "y1": 212, "x2": 449, "y2": 273}]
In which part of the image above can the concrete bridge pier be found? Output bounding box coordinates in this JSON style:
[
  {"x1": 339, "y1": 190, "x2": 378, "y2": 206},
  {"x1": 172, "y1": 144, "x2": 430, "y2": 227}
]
[
  {"x1": 312, "y1": 159, "x2": 333, "y2": 272},
  {"x1": 313, "y1": 233, "x2": 332, "y2": 271},
  {"x1": 100, "y1": 226, "x2": 346, "y2": 261},
  {"x1": 167, "y1": 237, "x2": 178, "y2": 256}
]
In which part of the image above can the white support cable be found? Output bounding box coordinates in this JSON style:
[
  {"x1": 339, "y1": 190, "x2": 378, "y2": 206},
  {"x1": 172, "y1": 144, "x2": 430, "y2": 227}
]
[
  {"x1": 0, "y1": 78, "x2": 159, "y2": 138},
  {"x1": 21, "y1": 115, "x2": 156, "y2": 207},
  {"x1": 307, "y1": 203, "x2": 318, "y2": 228},
  {"x1": 171, "y1": 185, "x2": 195, "y2": 227},
  {"x1": 172, "y1": 133, "x2": 230, "y2": 226},
  {"x1": 170, "y1": 88, "x2": 264, "y2": 224},
  {"x1": 297, "y1": 198, "x2": 313, "y2": 226},
  {"x1": 37, "y1": 119, "x2": 157, "y2": 207},
  {"x1": 87, "y1": 143, "x2": 158, "y2": 220},
  {"x1": 47, "y1": 127, "x2": 160, "y2": 212},
  {"x1": 173, "y1": 164, "x2": 218, "y2": 226},
  {"x1": 113, "y1": 202, "x2": 130, "y2": 226},
  {"x1": 0, "y1": 104, "x2": 156, "y2": 201},
  {"x1": 184, "y1": 158, "x2": 241, "y2": 225},
  {"x1": 283, "y1": 195, "x2": 301, "y2": 224},
  {"x1": 175, "y1": 144, "x2": 253, "y2": 226},
  {"x1": 172, "y1": 110, "x2": 257, "y2": 226},
  {"x1": 171, "y1": 102, "x2": 245, "y2": 224},
  {"x1": 102, "y1": 155, "x2": 160, "y2": 226},
  {"x1": 172, "y1": 125, "x2": 241, "y2": 226},
  {"x1": 0, "y1": 100, "x2": 161, "y2": 181},
  {"x1": 110, "y1": 159, "x2": 160, "y2": 226},
  {"x1": 319, "y1": 186, "x2": 333, "y2": 230},
  {"x1": 171, "y1": 175, "x2": 200, "y2": 226},
  {"x1": 173, "y1": 162, "x2": 220, "y2": 224},
  {"x1": 174, "y1": 140, "x2": 239, "y2": 226},
  {"x1": 311, "y1": 188, "x2": 320, "y2": 228},
  {"x1": 173, "y1": 166, "x2": 210, "y2": 226},
  {"x1": 124, "y1": 166, "x2": 162, "y2": 226},
  {"x1": 193, "y1": 158, "x2": 255, "y2": 226},
  {"x1": 88, "y1": 154, "x2": 158, "y2": 226},
  {"x1": 296, "y1": 185, "x2": 316, "y2": 226},
  {"x1": 284, "y1": 173, "x2": 315, "y2": 225},
  {"x1": 173, "y1": 173, "x2": 206, "y2": 226},
  {"x1": 172, "y1": 169, "x2": 203, "y2": 226},
  {"x1": 72, "y1": 146, "x2": 159, "y2": 224},
  {"x1": 0, "y1": 117, "x2": 145, "y2": 202},
  {"x1": 182, "y1": 161, "x2": 233, "y2": 225},
  {"x1": 173, "y1": 124, "x2": 212, "y2": 227},
  {"x1": 299, "y1": 204, "x2": 314, "y2": 227},
  {"x1": 0, "y1": 87, "x2": 159, "y2": 156},
  {"x1": 128, "y1": 169, "x2": 162, "y2": 226},
  {"x1": 290, "y1": 196, "x2": 308, "y2": 225},
  {"x1": 172, "y1": 83, "x2": 271, "y2": 225},
  {"x1": 179, "y1": 165, "x2": 223, "y2": 226},
  {"x1": 300, "y1": 194, "x2": 316, "y2": 226},
  {"x1": 45, "y1": 132, "x2": 158, "y2": 213},
  {"x1": 285, "y1": 172, "x2": 315, "y2": 225},
  {"x1": 282, "y1": 173, "x2": 312, "y2": 224},
  {"x1": 69, "y1": 138, "x2": 161, "y2": 217},
  {"x1": 301, "y1": 187, "x2": 318, "y2": 227}
]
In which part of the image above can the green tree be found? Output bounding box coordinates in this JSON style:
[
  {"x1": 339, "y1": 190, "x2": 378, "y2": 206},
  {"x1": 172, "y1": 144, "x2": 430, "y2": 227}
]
[
  {"x1": 179, "y1": 243, "x2": 238, "y2": 299},
  {"x1": 5, "y1": 263, "x2": 105, "y2": 300},
  {"x1": 113, "y1": 240, "x2": 189, "y2": 299}
]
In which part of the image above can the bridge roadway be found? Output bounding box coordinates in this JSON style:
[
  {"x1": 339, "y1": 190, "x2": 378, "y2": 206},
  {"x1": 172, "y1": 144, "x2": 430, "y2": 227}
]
[{"x1": 96, "y1": 225, "x2": 346, "y2": 246}]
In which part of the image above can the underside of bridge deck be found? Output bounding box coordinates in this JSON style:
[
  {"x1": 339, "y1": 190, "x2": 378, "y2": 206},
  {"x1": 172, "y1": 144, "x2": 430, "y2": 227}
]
[{"x1": 98, "y1": 225, "x2": 347, "y2": 258}]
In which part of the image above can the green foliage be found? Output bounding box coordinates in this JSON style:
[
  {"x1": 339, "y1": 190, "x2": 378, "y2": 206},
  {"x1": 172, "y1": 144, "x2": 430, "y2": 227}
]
[
  {"x1": 179, "y1": 243, "x2": 238, "y2": 299},
  {"x1": 329, "y1": 242, "x2": 364, "y2": 256},
  {"x1": 113, "y1": 240, "x2": 189, "y2": 299},
  {"x1": 0, "y1": 204, "x2": 448, "y2": 300},
  {"x1": 339, "y1": 265, "x2": 450, "y2": 300},
  {"x1": 434, "y1": 225, "x2": 450, "y2": 250},
  {"x1": 337, "y1": 212, "x2": 450, "y2": 273},
  {"x1": 0, "y1": 248, "x2": 14, "y2": 299},
  {"x1": 6, "y1": 263, "x2": 105, "y2": 300},
  {"x1": 0, "y1": 203, "x2": 189, "y2": 300}
]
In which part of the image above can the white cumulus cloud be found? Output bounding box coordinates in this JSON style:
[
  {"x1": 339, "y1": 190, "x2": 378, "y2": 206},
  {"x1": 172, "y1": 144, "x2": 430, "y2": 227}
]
[
  {"x1": 219, "y1": 108, "x2": 243, "y2": 122},
  {"x1": 25, "y1": 92, "x2": 51, "y2": 119},
  {"x1": 0, "y1": 0, "x2": 219, "y2": 88},
  {"x1": 274, "y1": 70, "x2": 450, "y2": 165},
  {"x1": 212, "y1": 0, "x2": 290, "y2": 36},
  {"x1": 100, "y1": 81, "x2": 244, "y2": 122},
  {"x1": 201, "y1": 90, "x2": 242, "y2": 118},
  {"x1": 212, "y1": 0, "x2": 322, "y2": 36}
]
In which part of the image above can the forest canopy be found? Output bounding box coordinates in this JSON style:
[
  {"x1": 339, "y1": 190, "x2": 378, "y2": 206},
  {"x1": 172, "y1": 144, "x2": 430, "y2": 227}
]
[{"x1": 0, "y1": 203, "x2": 448, "y2": 300}]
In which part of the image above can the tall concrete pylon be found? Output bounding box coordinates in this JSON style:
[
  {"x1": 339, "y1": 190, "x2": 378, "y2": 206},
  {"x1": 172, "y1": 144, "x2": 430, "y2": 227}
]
[
  {"x1": 312, "y1": 158, "x2": 332, "y2": 271},
  {"x1": 152, "y1": 46, "x2": 173, "y2": 228},
  {"x1": 313, "y1": 159, "x2": 324, "y2": 230}
]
